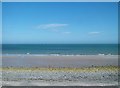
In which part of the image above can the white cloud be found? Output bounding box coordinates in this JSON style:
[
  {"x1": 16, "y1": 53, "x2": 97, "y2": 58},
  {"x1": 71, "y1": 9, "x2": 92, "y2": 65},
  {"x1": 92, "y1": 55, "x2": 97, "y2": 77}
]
[
  {"x1": 37, "y1": 23, "x2": 68, "y2": 30},
  {"x1": 88, "y1": 32, "x2": 100, "y2": 35}
]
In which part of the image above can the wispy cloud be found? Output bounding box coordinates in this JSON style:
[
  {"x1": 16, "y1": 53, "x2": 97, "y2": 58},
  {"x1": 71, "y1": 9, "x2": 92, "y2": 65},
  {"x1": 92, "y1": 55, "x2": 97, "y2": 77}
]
[
  {"x1": 62, "y1": 32, "x2": 71, "y2": 34},
  {"x1": 88, "y1": 32, "x2": 101, "y2": 35},
  {"x1": 37, "y1": 23, "x2": 68, "y2": 30}
]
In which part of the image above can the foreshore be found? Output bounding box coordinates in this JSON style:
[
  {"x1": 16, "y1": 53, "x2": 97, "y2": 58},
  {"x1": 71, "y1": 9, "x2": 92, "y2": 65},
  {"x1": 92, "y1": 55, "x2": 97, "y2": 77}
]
[
  {"x1": 2, "y1": 55, "x2": 119, "y2": 86},
  {"x1": 2, "y1": 55, "x2": 118, "y2": 68}
]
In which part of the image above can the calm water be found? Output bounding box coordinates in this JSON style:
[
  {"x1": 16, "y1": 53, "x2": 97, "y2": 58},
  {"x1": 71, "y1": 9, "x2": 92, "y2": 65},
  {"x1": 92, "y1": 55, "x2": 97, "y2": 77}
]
[{"x1": 2, "y1": 44, "x2": 118, "y2": 55}]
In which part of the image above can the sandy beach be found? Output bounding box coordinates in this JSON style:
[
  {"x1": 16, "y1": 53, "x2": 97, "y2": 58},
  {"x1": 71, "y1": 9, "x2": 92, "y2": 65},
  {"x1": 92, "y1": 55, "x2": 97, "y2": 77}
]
[
  {"x1": 2, "y1": 55, "x2": 119, "y2": 86},
  {"x1": 2, "y1": 55, "x2": 118, "y2": 68}
]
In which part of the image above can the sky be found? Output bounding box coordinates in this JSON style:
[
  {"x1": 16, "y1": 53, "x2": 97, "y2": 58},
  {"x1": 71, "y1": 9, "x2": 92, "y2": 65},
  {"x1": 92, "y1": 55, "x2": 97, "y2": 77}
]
[
  {"x1": 0, "y1": 2, "x2": 2, "y2": 44},
  {"x1": 2, "y1": 2, "x2": 118, "y2": 44}
]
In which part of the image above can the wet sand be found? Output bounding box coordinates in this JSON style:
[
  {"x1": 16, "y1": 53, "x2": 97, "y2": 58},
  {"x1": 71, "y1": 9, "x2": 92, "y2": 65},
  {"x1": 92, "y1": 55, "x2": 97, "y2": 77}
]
[{"x1": 2, "y1": 55, "x2": 118, "y2": 68}]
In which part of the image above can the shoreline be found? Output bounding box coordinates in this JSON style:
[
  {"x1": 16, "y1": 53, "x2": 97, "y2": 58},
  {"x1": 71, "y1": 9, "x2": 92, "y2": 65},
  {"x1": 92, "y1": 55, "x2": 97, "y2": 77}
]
[{"x1": 2, "y1": 54, "x2": 118, "y2": 56}]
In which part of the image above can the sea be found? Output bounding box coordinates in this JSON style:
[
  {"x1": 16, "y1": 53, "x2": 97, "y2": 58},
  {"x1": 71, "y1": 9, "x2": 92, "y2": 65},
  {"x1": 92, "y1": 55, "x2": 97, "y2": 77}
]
[{"x1": 2, "y1": 44, "x2": 118, "y2": 55}]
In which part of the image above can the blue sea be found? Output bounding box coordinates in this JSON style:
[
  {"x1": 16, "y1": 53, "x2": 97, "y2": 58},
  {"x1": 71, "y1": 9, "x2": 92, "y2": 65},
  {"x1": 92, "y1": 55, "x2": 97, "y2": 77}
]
[{"x1": 2, "y1": 44, "x2": 118, "y2": 55}]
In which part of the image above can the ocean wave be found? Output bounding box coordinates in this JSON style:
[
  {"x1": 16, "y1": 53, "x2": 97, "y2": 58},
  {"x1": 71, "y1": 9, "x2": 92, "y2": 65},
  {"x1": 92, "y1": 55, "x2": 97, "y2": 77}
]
[{"x1": 2, "y1": 53, "x2": 117, "y2": 56}]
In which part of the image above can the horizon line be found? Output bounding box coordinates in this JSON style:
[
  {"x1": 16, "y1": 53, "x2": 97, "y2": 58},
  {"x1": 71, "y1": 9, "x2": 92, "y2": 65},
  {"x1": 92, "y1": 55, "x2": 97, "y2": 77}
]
[
  {"x1": 1, "y1": 43, "x2": 118, "y2": 44},
  {"x1": 2, "y1": 0, "x2": 119, "y2": 2}
]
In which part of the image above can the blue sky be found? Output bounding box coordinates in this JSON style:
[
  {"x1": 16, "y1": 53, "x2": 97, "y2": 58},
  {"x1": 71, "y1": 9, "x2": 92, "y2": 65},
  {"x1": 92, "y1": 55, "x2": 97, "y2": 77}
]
[
  {"x1": 0, "y1": 2, "x2": 2, "y2": 44},
  {"x1": 2, "y1": 2, "x2": 118, "y2": 44}
]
